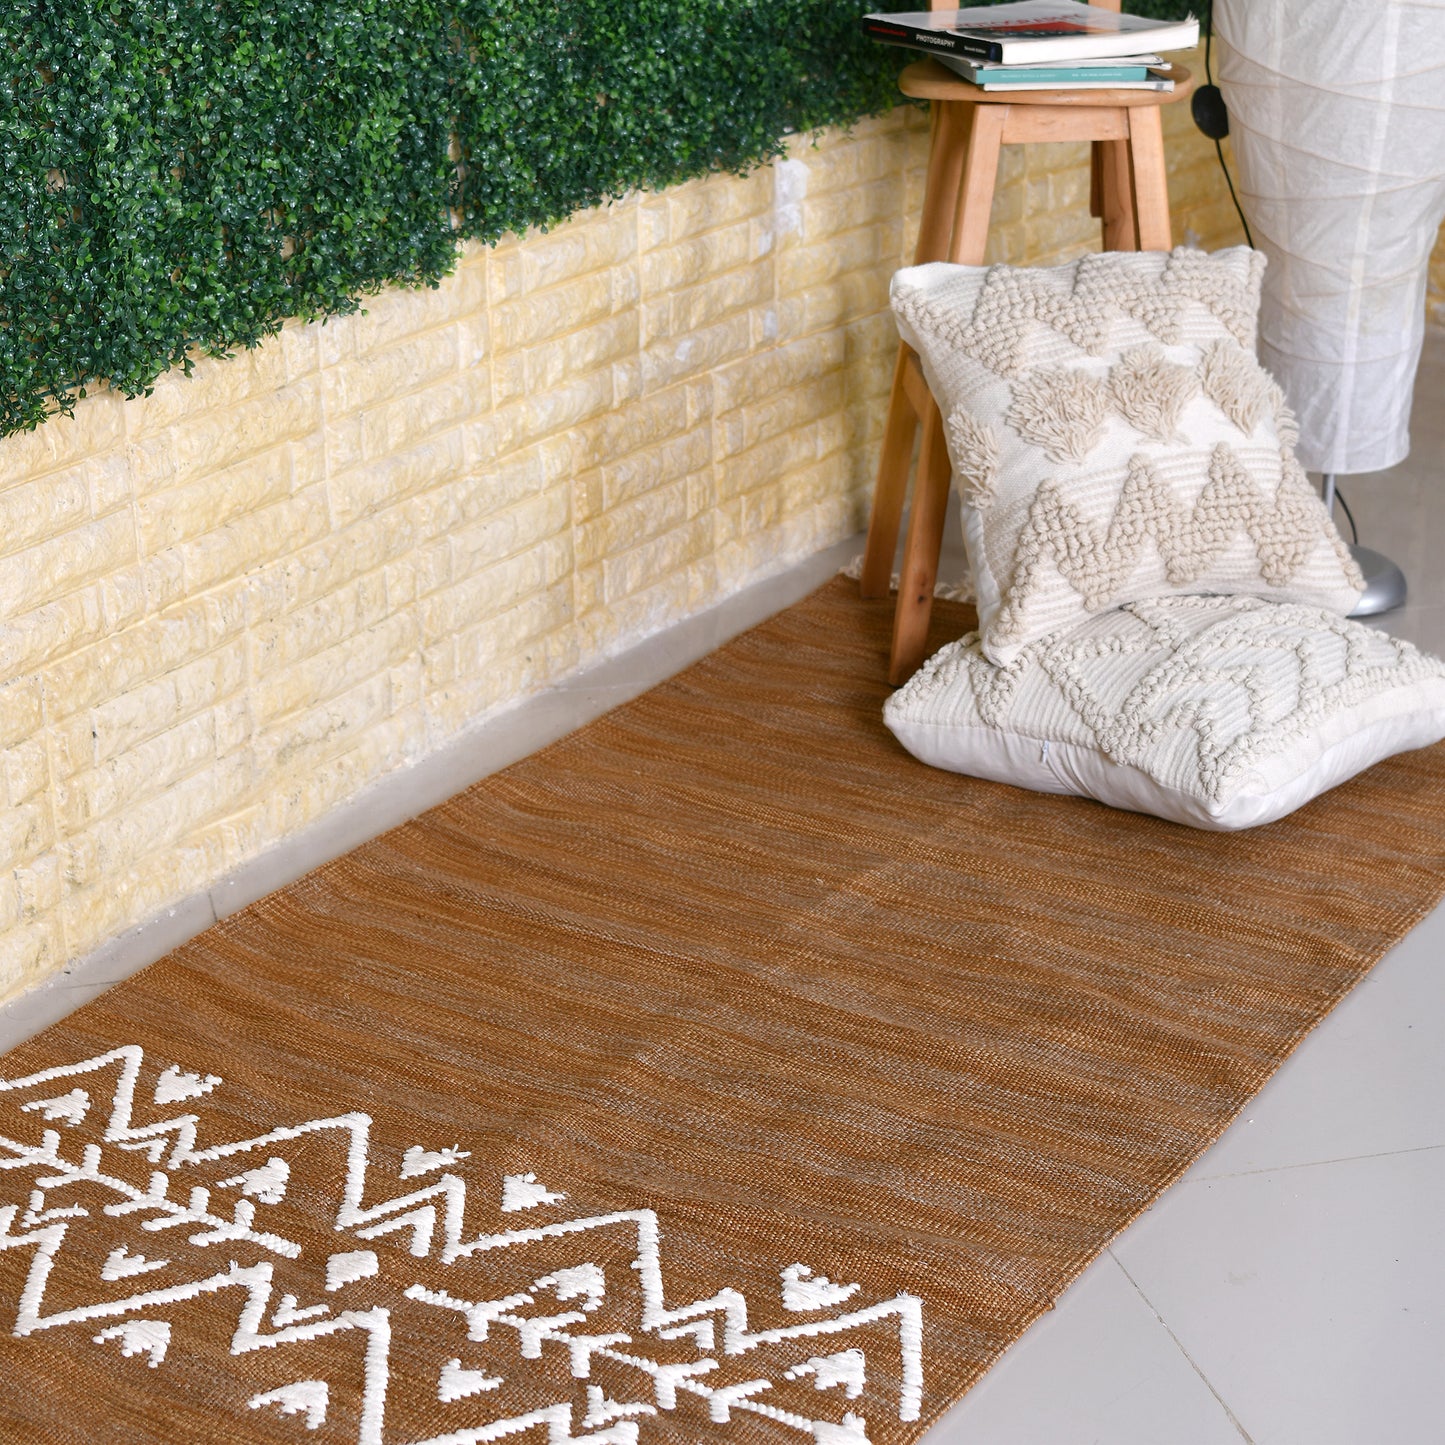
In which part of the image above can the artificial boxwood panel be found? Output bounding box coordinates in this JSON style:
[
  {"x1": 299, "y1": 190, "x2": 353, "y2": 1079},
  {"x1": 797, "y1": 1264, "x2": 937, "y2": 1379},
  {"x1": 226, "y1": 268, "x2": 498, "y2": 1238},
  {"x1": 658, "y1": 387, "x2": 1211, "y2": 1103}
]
[
  {"x1": 2, "y1": 1, "x2": 460, "y2": 435},
  {"x1": 1, "y1": 0, "x2": 1191, "y2": 436}
]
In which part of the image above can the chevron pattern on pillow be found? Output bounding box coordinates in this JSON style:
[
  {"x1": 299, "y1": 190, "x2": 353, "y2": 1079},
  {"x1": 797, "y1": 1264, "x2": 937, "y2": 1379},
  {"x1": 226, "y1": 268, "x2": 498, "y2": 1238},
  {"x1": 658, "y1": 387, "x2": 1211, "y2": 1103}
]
[{"x1": 890, "y1": 248, "x2": 1365, "y2": 666}]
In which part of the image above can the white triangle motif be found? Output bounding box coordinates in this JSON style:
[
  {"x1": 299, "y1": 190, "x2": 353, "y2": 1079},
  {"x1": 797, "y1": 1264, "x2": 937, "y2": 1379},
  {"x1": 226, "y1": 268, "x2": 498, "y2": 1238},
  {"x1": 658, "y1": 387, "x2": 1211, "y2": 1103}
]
[
  {"x1": 535, "y1": 1262, "x2": 605, "y2": 1311},
  {"x1": 325, "y1": 1249, "x2": 378, "y2": 1292},
  {"x1": 500, "y1": 1171, "x2": 565, "y2": 1212},
  {"x1": 248, "y1": 1381, "x2": 329, "y2": 1430},
  {"x1": 101, "y1": 1246, "x2": 170, "y2": 1283},
  {"x1": 400, "y1": 1144, "x2": 470, "y2": 1179},
  {"x1": 92, "y1": 1319, "x2": 171, "y2": 1368},
  {"x1": 781, "y1": 1263, "x2": 861, "y2": 1312},
  {"x1": 19, "y1": 1088, "x2": 90, "y2": 1126},
  {"x1": 153, "y1": 1065, "x2": 221, "y2": 1106},
  {"x1": 785, "y1": 1348, "x2": 866, "y2": 1398},
  {"x1": 218, "y1": 1156, "x2": 290, "y2": 1204},
  {"x1": 437, "y1": 1358, "x2": 504, "y2": 1403}
]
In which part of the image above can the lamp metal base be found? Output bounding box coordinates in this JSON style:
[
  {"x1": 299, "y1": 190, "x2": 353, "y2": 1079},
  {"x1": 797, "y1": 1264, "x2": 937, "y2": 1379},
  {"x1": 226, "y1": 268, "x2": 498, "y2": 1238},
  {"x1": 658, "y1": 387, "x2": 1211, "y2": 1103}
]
[
  {"x1": 1347, "y1": 544, "x2": 1408, "y2": 617},
  {"x1": 1318, "y1": 474, "x2": 1408, "y2": 618}
]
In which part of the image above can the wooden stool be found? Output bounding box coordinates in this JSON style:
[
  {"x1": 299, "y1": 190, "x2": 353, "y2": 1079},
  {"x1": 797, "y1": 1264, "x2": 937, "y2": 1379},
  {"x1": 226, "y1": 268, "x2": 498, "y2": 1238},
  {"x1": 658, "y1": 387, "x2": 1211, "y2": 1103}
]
[{"x1": 861, "y1": 50, "x2": 1196, "y2": 684}]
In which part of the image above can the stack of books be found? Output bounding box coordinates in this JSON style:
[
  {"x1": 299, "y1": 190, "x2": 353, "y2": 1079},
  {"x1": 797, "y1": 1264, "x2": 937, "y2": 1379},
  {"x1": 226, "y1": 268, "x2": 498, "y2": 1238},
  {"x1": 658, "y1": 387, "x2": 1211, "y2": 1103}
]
[{"x1": 861, "y1": 1, "x2": 1200, "y2": 92}]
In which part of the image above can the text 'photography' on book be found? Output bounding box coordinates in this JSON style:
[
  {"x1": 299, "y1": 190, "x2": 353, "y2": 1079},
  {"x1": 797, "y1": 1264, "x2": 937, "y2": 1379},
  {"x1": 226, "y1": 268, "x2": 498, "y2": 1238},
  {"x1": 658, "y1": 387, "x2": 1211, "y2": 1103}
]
[{"x1": 861, "y1": 1, "x2": 1200, "y2": 92}]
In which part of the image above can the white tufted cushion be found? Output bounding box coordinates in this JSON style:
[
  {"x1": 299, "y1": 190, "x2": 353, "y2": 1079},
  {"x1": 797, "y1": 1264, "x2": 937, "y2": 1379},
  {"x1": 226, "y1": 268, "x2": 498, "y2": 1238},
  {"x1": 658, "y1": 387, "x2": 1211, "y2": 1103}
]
[
  {"x1": 890, "y1": 248, "x2": 1365, "y2": 667},
  {"x1": 883, "y1": 595, "x2": 1445, "y2": 830}
]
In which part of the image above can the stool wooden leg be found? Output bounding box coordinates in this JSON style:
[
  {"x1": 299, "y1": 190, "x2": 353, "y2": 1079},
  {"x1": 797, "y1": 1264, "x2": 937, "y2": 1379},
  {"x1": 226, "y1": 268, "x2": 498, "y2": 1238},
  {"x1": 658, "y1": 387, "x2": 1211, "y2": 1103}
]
[
  {"x1": 1098, "y1": 137, "x2": 1138, "y2": 251},
  {"x1": 860, "y1": 346, "x2": 919, "y2": 598},
  {"x1": 947, "y1": 105, "x2": 1006, "y2": 266},
  {"x1": 863, "y1": 100, "x2": 972, "y2": 603},
  {"x1": 889, "y1": 399, "x2": 952, "y2": 686},
  {"x1": 913, "y1": 103, "x2": 970, "y2": 264},
  {"x1": 881, "y1": 104, "x2": 1002, "y2": 681},
  {"x1": 1126, "y1": 107, "x2": 1172, "y2": 251}
]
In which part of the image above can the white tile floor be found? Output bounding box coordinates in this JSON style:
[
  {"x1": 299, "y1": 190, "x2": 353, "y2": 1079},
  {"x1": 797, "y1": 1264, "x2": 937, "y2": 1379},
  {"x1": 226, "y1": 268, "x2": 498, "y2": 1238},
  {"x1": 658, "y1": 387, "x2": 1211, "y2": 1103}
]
[
  {"x1": 2, "y1": 336, "x2": 1441, "y2": 1445},
  {"x1": 927, "y1": 331, "x2": 1445, "y2": 1445}
]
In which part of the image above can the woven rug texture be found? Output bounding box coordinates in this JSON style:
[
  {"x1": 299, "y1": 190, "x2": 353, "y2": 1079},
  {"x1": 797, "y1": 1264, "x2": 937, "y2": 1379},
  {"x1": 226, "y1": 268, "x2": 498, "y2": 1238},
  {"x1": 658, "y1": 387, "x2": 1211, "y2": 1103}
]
[{"x1": 2, "y1": 578, "x2": 1443, "y2": 1444}]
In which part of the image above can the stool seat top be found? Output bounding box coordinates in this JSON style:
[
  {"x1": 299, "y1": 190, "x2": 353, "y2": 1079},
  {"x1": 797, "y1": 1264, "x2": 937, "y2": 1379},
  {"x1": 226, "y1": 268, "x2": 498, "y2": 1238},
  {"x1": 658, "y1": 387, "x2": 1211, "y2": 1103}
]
[{"x1": 899, "y1": 58, "x2": 1195, "y2": 106}]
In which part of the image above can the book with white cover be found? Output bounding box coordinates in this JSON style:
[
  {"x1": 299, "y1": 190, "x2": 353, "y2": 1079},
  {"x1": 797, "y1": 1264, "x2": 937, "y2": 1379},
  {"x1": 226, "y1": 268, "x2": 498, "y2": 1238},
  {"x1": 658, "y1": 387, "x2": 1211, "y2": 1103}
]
[
  {"x1": 967, "y1": 53, "x2": 1170, "y2": 69},
  {"x1": 940, "y1": 54, "x2": 1175, "y2": 89},
  {"x1": 861, "y1": 3, "x2": 1199, "y2": 65}
]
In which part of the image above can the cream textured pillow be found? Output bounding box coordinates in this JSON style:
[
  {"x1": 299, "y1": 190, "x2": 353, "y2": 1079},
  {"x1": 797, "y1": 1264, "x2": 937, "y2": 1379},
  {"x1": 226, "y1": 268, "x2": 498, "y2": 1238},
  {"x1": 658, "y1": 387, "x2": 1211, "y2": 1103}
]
[
  {"x1": 883, "y1": 595, "x2": 1445, "y2": 831},
  {"x1": 891, "y1": 248, "x2": 1365, "y2": 666}
]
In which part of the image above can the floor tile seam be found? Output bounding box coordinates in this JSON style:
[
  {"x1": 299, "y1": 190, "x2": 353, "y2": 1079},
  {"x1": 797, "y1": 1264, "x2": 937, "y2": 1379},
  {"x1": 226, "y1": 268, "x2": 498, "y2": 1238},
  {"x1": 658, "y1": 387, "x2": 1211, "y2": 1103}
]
[
  {"x1": 1183, "y1": 1140, "x2": 1445, "y2": 1184},
  {"x1": 1106, "y1": 1247, "x2": 1258, "y2": 1445}
]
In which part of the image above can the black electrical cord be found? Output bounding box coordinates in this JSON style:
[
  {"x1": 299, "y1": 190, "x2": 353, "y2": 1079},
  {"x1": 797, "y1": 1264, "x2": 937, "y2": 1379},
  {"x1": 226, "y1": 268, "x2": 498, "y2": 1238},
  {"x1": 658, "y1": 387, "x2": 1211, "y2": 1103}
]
[
  {"x1": 1333, "y1": 485, "x2": 1361, "y2": 545},
  {"x1": 1210, "y1": 140, "x2": 1254, "y2": 250},
  {"x1": 1193, "y1": 0, "x2": 1255, "y2": 249}
]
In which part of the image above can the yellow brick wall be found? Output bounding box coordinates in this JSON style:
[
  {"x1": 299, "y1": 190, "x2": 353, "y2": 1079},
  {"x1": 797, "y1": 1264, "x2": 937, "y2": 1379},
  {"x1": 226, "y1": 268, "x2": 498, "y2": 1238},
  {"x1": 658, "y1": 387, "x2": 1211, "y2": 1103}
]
[{"x1": 0, "y1": 47, "x2": 1288, "y2": 1001}]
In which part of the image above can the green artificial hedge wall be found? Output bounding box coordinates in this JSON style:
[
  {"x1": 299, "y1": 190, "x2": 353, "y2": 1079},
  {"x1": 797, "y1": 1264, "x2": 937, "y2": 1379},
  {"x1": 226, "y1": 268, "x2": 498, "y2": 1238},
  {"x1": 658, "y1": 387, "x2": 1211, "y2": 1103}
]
[{"x1": 0, "y1": 1, "x2": 1192, "y2": 437}]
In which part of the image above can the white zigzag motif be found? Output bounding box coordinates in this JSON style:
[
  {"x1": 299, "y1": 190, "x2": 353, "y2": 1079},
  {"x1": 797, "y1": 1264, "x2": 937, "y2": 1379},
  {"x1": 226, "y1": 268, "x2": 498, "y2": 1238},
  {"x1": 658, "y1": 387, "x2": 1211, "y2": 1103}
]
[{"x1": 1, "y1": 1045, "x2": 925, "y2": 1443}]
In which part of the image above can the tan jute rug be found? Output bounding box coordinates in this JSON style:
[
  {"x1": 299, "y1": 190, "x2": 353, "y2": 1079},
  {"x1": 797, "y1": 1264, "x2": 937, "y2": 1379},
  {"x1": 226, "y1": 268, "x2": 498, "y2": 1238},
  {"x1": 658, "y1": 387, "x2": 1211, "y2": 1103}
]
[{"x1": 3, "y1": 578, "x2": 1444, "y2": 1444}]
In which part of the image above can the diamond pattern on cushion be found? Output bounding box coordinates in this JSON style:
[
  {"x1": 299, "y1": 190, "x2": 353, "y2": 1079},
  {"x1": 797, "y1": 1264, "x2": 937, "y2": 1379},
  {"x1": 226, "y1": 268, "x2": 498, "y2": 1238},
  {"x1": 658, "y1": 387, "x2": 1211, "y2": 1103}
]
[{"x1": 884, "y1": 595, "x2": 1445, "y2": 830}]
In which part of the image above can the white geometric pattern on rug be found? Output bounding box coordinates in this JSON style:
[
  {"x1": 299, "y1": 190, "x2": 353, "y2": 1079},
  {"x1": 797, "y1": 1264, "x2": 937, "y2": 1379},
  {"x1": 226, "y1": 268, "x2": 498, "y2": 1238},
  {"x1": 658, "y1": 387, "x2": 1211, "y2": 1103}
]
[{"x1": 1, "y1": 1045, "x2": 924, "y2": 1443}]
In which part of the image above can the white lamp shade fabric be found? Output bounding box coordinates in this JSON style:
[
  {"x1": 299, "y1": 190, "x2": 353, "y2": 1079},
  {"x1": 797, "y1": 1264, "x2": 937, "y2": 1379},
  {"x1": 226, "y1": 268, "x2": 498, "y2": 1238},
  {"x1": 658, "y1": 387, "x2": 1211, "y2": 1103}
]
[{"x1": 1215, "y1": 0, "x2": 1445, "y2": 476}]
